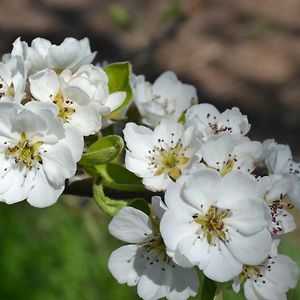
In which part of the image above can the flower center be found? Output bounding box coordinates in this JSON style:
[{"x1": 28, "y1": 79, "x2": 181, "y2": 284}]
[
  {"x1": 239, "y1": 257, "x2": 274, "y2": 285},
  {"x1": 149, "y1": 138, "x2": 190, "y2": 181},
  {"x1": 240, "y1": 265, "x2": 262, "y2": 283},
  {"x1": 52, "y1": 91, "x2": 75, "y2": 122},
  {"x1": 193, "y1": 205, "x2": 230, "y2": 245},
  {"x1": 139, "y1": 233, "x2": 175, "y2": 270},
  {"x1": 4, "y1": 132, "x2": 43, "y2": 168}
]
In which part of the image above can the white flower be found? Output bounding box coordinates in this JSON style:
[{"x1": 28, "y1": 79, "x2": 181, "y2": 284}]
[
  {"x1": 0, "y1": 56, "x2": 26, "y2": 103},
  {"x1": 60, "y1": 64, "x2": 125, "y2": 114},
  {"x1": 133, "y1": 72, "x2": 197, "y2": 127},
  {"x1": 186, "y1": 103, "x2": 250, "y2": 140},
  {"x1": 123, "y1": 118, "x2": 199, "y2": 191},
  {"x1": 108, "y1": 198, "x2": 199, "y2": 300},
  {"x1": 29, "y1": 69, "x2": 102, "y2": 136},
  {"x1": 0, "y1": 101, "x2": 83, "y2": 207},
  {"x1": 199, "y1": 134, "x2": 261, "y2": 176},
  {"x1": 160, "y1": 169, "x2": 272, "y2": 282},
  {"x1": 257, "y1": 175, "x2": 296, "y2": 236},
  {"x1": 232, "y1": 240, "x2": 299, "y2": 300},
  {"x1": 261, "y1": 139, "x2": 300, "y2": 209},
  {"x1": 8, "y1": 37, "x2": 96, "y2": 75}
]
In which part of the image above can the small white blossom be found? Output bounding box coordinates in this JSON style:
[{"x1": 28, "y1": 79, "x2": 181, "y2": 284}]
[
  {"x1": 160, "y1": 169, "x2": 272, "y2": 282},
  {"x1": 0, "y1": 101, "x2": 83, "y2": 207},
  {"x1": 186, "y1": 103, "x2": 250, "y2": 140},
  {"x1": 8, "y1": 37, "x2": 96, "y2": 75},
  {"x1": 261, "y1": 139, "x2": 300, "y2": 209},
  {"x1": 232, "y1": 240, "x2": 299, "y2": 300},
  {"x1": 133, "y1": 72, "x2": 197, "y2": 127},
  {"x1": 60, "y1": 64, "x2": 125, "y2": 114},
  {"x1": 108, "y1": 198, "x2": 199, "y2": 300},
  {"x1": 257, "y1": 175, "x2": 296, "y2": 236},
  {"x1": 29, "y1": 69, "x2": 102, "y2": 136},
  {"x1": 199, "y1": 134, "x2": 261, "y2": 176},
  {"x1": 123, "y1": 118, "x2": 198, "y2": 191}
]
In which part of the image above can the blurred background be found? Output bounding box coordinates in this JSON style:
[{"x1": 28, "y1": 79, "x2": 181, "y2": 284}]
[{"x1": 0, "y1": 0, "x2": 299, "y2": 299}]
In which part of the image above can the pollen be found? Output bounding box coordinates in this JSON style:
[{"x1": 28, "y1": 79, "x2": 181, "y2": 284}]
[
  {"x1": 4, "y1": 132, "x2": 43, "y2": 168},
  {"x1": 149, "y1": 138, "x2": 190, "y2": 181},
  {"x1": 52, "y1": 91, "x2": 75, "y2": 123},
  {"x1": 194, "y1": 205, "x2": 230, "y2": 245}
]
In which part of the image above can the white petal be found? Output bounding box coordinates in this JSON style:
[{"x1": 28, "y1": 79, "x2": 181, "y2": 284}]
[
  {"x1": 42, "y1": 143, "x2": 76, "y2": 186},
  {"x1": 252, "y1": 279, "x2": 287, "y2": 300},
  {"x1": 176, "y1": 234, "x2": 210, "y2": 267},
  {"x1": 105, "y1": 92, "x2": 126, "y2": 112},
  {"x1": 243, "y1": 280, "x2": 263, "y2": 300},
  {"x1": 266, "y1": 254, "x2": 299, "y2": 290},
  {"x1": 125, "y1": 152, "x2": 153, "y2": 178},
  {"x1": 26, "y1": 168, "x2": 64, "y2": 208},
  {"x1": 69, "y1": 105, "x2": 101, "y2": 136},
  {"x1": 137, "y1": 261, "x2": 171, "y2": 300},
  {"x1": 183, "y1": 169, "x2": 221, "y2": 211},
  {"x1": 108, "y1": 245, "x2": 145, "y2": 286},
  {"x1": 143, "y1": 174, "x2": 172, "y2": 192},
  {"x1": 167, "y1": 266, "x2": 199, "y2": 300},
  {"x1": 227, "y1": 228, "x2": 272, "y2": 265},
  {"x1": 225, "y1": 198, "x2": 271, "y2": 235},
  {"x1": 203, "y1": 241, "x2": 243, "y2": 282},
  {"x1": 123, "y1": 122, "x2": 154, "y2": 156},
  {"x1": 108, "y1": 207, "x2": 152, "y2": 243},
  {"x1": 153, "y1": 118, "x2": 184, "y2": 147},
  {"x1": 29, "y1": 69, "x2": 60, "y2": 102},
  {"x1": 186, "y1": 103, "x2": 220, "y2": 128},
  {"x1": 151, "y1": 196, "x2": 167, "y2": 220},
  {"x1": 217, "y1": 171, "x2": 260, "y2": 207},
  {"x1": 160, "y1": 206, "x2": 198, "y2": 254},
  {"x1": 0, "y1": 167, "x2": 28, "y2": 204},
  {"x1": 201, "y1": 134, "x2": 234, "y2": 169}
]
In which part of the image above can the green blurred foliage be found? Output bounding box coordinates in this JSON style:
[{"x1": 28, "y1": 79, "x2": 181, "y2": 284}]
[{"x1": 0, "y1": 199, "x2": 138, "y2": 300}]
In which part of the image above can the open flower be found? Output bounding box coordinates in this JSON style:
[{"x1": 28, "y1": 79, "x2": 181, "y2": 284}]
[
  {"x1": 257, "y1": 175, "x2": 296, "y2": 236},
  {"x1": 0, "y1": 101, "x2": 83, "y2": 207},
  {"x1": 160, "y1": 169, "x2": 272, "y2": 282},
  {"x1": 133, "y1": 72, "x2": 197, "y2": 127},
  {"x1": 199, "y1": 134, "x2": 261, "y2": 176},
  {"x1": 261, "y1": 139, "x2": 300, "y2": 209},
  {"x1": 232, "y1": 240, "x2": 299, "y2": 300},
  {"x1": 123, "y1": 118, "x2": 198, "y2": 191},
  {"x1": 186, "y1": 103, "x2": 250, "y2": 140},
  {"x1": 60, "y1": 64, "x2": 126, "y2": 114},
  {"x1": 29, "y1": 69, "x2": 103, "y2": 136},
  {"x1": 108, "y1": 198, "x2": 199, "y2": 300}
]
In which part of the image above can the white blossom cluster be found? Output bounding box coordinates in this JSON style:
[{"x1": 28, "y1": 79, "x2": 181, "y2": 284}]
[
  {"x1": 0, "y1": 37, "x2": 125, "y2": 207},
  {"x1": 1, "y1": 37, "x2": 299, "y2": 300},
  {"x1": 108, "y1": 74, "x2": 300, "y2": 299}
]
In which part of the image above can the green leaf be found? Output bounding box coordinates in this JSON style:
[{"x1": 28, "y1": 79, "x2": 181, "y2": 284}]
[
  {"x1": 198, "y1": 272, "x2": 217, "y2": 300},
  {"x1": 95, "y1": 163, "x2": 146, "y2": 192},
  {"x1": 79, "y1": 135, "x2": 124, "y2": 167},
  {"x1": 104, "y1": 62, "x2": 132, "y2": 113},
  {"x1": 93, "y1": 177, "x2": 142, "y2": 216}
]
